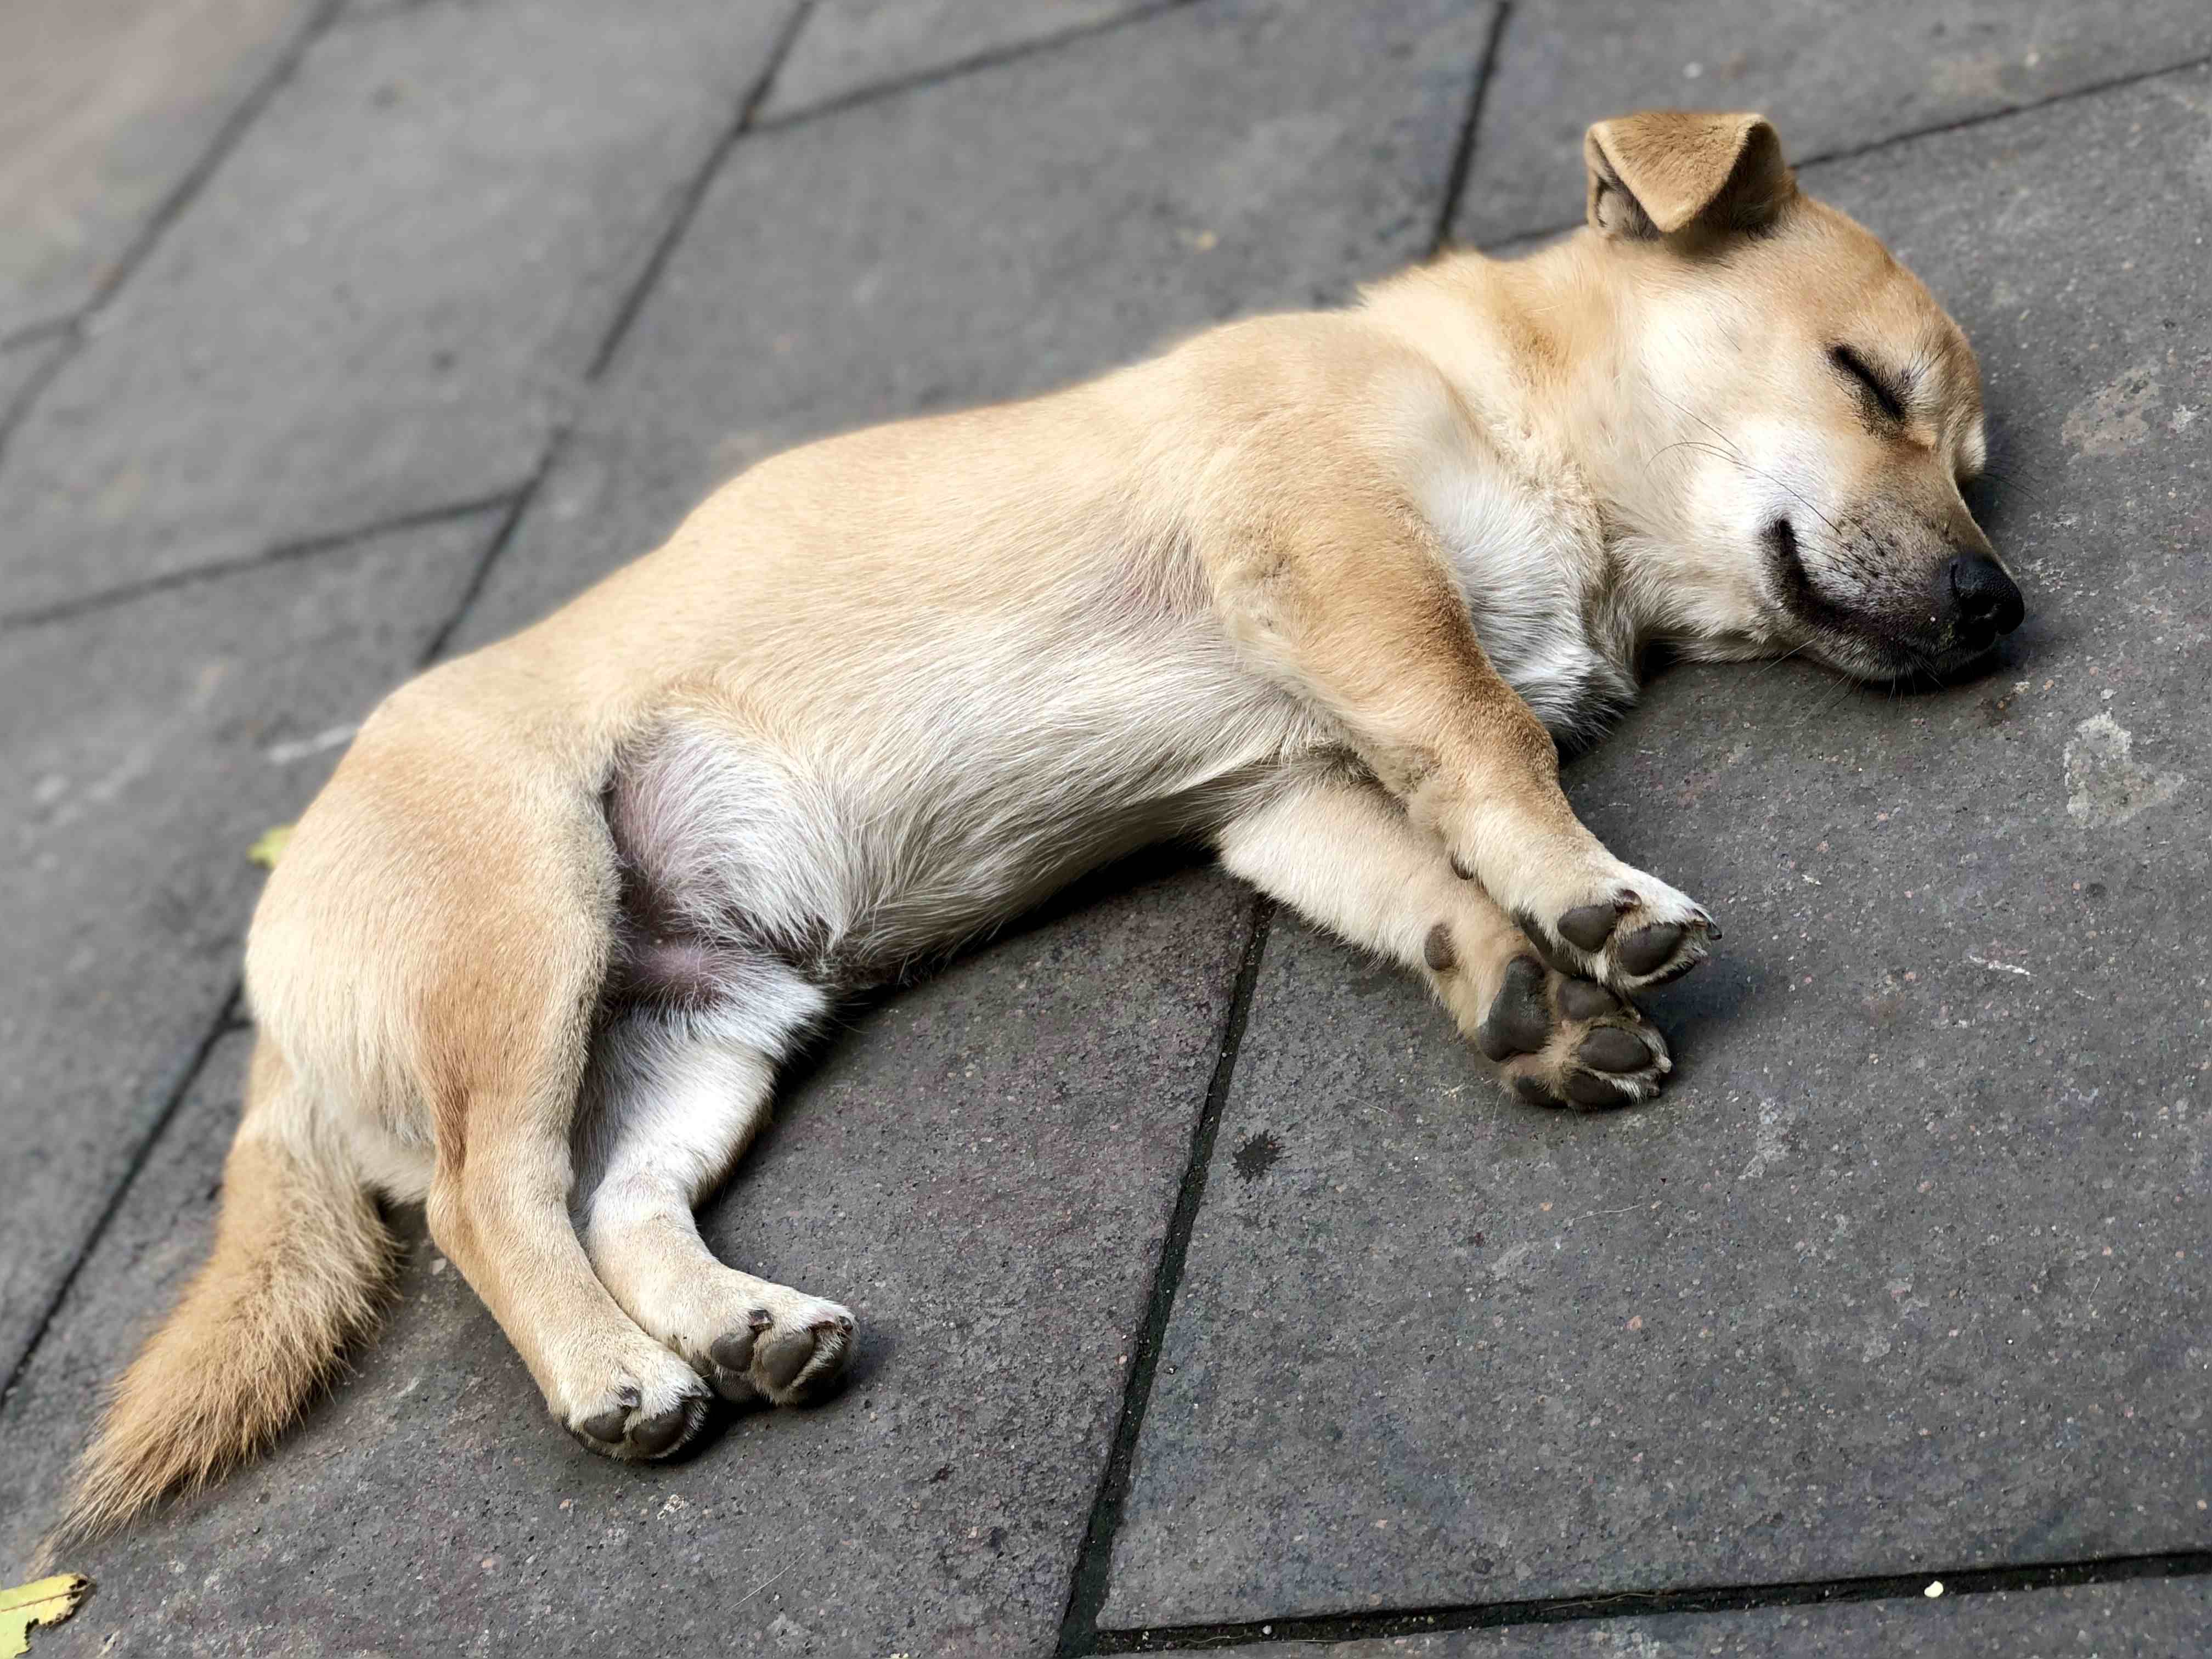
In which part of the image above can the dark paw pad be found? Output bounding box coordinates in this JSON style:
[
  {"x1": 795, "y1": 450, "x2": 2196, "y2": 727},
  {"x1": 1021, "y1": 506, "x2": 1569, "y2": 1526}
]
[
  {"x1": 1557, "y1": 892, "x2": 1634, "y2": 952},
  {"x1": 1616, "y1": 923, "x2": 1685, "y2": 978},
  {"x1": 1476, "y1": 955, "x2": 1553, "y2": 1060},
  {"x1": 628, "y1": 1404, "x2": 691, "y2": 1459},
  {"x1": 1578, "y1": 1028, "x2": 1649, "y2": 1073},
  {"x1": 577, "y1": 1387, "x2": 640, "y2": 1446},
  {"x1": 1513, "y1": 1076, "x2": 1565, "y2": 1110},
  {"x1": 706, "y1": 1328, "x2": 759, "y2": 1400},
  {"x1": 1423, "y1": 922, "x2": 1455, "y2": 972},
  {"x1": 758, "y1": 1328, "x2": 821, "y2": 1392},
  {"x1": 1565, "y1": 1071, "x2": 1633, "y2": 1109},
  {"x1": 1556, "y1": 979, "x2": 1618, "y2": 1020}
]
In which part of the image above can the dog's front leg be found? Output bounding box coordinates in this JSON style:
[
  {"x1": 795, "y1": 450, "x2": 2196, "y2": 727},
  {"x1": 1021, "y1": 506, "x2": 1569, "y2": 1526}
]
[
  {"x1": 1205, "y1": 488, "x2": 1714, "y2": 992},
  {"x1": 1217, "y1": 769, "x2": 1669, "y2": 1107}
]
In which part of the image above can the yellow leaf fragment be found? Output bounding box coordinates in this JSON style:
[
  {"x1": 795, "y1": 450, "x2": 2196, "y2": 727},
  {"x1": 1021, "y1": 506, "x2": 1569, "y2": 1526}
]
[
  {"x1": 248, "y1": 822, "x2": 296, "y2": 869},
  {"x1": 0, "y1": 1575, "x2": 92, "y2": 1657}
]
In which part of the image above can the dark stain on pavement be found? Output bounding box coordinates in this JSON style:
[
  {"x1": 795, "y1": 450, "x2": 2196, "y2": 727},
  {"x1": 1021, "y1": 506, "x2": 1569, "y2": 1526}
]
[{"x1": 1231, "y1": 1129, "x2": 1283, "y2": 1181}]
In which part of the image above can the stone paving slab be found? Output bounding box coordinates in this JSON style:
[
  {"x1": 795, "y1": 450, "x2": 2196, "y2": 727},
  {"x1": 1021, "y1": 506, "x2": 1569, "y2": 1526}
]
[
  {"x1": 0, "y1": 0, "x2": 797, "y2": 619},
  {"x1": 0, "y1": 509, "x2": 496, "y2": 1384},
  {"x1": 453, "y1": 0, "x2": 1497, "y2": 652},
  {"x1": 759, "y1": 0, "x2": 1170, "y2": 123},
  {"x1": 1451, "y1": 0, "x2": 2212, "y2": 246},
  {"x1": 0, "y1": 0, "x2": 319, "y2": 340},
  {"x1": 1101, "y1": 65, "x2": 2212, "y2": 1629},
  {"x1": 2, "y1": 864, "x2": 1251, "y2": 1658},
  {"x1": 1205, "y1": 1576, "x2": 2212, "y2": 1657}
]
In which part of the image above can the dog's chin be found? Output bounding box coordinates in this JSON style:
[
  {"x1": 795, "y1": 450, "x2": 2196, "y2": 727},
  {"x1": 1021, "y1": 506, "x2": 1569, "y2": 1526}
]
[{"x1": 1804, "y1": 625, "x2": 2007, "y2": 689}]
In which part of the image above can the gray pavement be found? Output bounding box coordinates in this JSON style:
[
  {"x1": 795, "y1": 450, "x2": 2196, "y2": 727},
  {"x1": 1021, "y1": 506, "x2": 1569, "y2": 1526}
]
[{"x1": 1, "y1": 2, "x2": 2208, "y2": 1656}]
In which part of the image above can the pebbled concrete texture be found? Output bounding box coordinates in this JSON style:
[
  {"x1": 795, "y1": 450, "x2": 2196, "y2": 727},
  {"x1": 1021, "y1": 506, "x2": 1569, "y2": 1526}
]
[
  {"x1": 759, "y1": 0, "x2": 1172, "y2": 122},
  {"x1": 451, "y1": 0, "x2": 1497, "y2": 651},
  {"x1": 1102, "y1": 63, "x2": 2212, "y2": 1630},
  {"x1": 0, "y1": 0, "x2": 797, "y2": 619},
  {"x1": 1204, "y1": 1576, "x2": 2212, "y2": 1656},
  {"x1": 1451, "y1": 0, "x2": 2212, "y2": 245},
  {"x1": 0, "y1": 0, "x2": 321, "y2": 340},
  {"x1": 0, "y1": 510, "x2": 496, "y2": 1386},
  {"x1": 1, "y1": 864, "x2": 1251, "y2": 1659}
]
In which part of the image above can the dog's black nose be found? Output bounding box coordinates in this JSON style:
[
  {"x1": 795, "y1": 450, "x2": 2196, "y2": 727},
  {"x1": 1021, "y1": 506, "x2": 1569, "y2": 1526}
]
[{"x1": 1947, "y1": 555, "x2": 2024, "y2": 644}]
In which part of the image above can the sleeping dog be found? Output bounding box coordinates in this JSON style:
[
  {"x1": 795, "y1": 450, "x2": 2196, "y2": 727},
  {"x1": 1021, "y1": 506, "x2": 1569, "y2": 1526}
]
[{"x1": 59, "y1": 110, "x2": 2021, "y2": 1542}]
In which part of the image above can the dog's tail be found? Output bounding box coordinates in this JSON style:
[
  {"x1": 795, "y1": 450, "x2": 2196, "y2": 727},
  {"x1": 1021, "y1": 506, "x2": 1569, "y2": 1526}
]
[{"x1": 46, "y1": 1037, "x2": 398, "y2": 1556}]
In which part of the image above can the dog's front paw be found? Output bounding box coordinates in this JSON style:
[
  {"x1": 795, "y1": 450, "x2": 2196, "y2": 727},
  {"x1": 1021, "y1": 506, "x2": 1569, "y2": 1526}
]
[
  {"x1": 695, "y1": 1289, "x2": 855, "y2": 1408},
  {"x1": 563, "y1": 1347, "x2": 715, "y2": 1461},
  {"x1": 1508, "y1": 868, "x2": 1717, "y2": 994},
  {"x1": 1474, "y1": 954, "x2": 1671, "y2": 1110}
]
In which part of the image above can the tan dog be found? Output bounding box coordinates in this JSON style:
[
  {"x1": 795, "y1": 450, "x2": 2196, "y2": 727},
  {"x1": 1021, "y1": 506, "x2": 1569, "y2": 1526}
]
[{"x1": 57, "y1": 111, "x2": 2019, "y2": 1544}]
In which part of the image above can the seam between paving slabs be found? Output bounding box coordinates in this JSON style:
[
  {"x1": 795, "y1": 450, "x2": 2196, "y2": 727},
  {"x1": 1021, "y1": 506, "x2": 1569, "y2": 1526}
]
[
  {"x1": 0, "y1": 490, "x2": 524, "y2": 633},
  {"x1": 1426, "y1": 2, "x2": 1513, "y2": 261},
  {"x1": 1058, "y1": 14, "x2": 1513, "y2": 1645},
  {"x1": 1076, "y1": 44, "x2": 2212, "y2": 1650},
  {"x1": 0, "y1": 1, "x2": 815, "y2": 1424},
  {"x1": 0, "y1": 0, "x2": 349, "y2": 472},
  {"x1": 749, "y1": 0, "x2": 1209, "y2": 134},
  {"x1": 439, "y1": 0, "x2": 814, "y2": 653},
  {"x1": 1096, "y1": 1549, "x2": 2212, "y2": 1651},
  {"x1": 1466, "y1": 44, "x2": 2212, "y2": 252},
  {"x1": 0, "y1": 986, "x2": 243, "y2": 1412},
  {"x1": 0, "y1": 317, "x2": 76, "y2": 356},
  {"x1": 0, "y1": 0, "x2": 820, "y2": 637},
  {"x1": 1057, "y1": 895, "x2": 1277, "y2": 1659}
]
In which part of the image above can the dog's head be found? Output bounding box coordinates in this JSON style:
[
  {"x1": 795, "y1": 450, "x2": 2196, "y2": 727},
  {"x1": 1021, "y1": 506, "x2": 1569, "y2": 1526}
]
[{"x1": 1578, "y1": 111, "x2": 2022, "y2": 681}]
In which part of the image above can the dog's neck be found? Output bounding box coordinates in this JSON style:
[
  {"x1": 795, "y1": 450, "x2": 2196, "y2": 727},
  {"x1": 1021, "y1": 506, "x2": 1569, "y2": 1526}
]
[{"x1": 1363, "y1": 242, "x2": 1745, "y2": 652}]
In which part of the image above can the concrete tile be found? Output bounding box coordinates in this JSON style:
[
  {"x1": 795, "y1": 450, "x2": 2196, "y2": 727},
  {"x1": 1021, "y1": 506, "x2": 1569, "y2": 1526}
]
[
  {"x1": 0, "y1": 0, "x2": 320, "y2": 340},
  {"x1": 1102, "y1": 67, "x2": 2212, "y2": 1628},
  {"x1": 1, "y1": 862, "x2": 1252, "y2": 1657},
  {"x1": 0, "y1": 509, "x2": 496, "y2": 1384},
  {"x1": 1451, "y1": 0, "x2": 2212, "y2": 246},
  {"x1": 1204, "y1": 1576, "x2": 2212, "y2": 1656},
  {"x1": 453, "y1": 0, "x2": 1497, "y2": 651},
  {"x1": 760, "y1": 0, "x2": 1169, "y2": 122},
  {"x1": 0, "y1": 0, "x2": 798, "y2": 618}
]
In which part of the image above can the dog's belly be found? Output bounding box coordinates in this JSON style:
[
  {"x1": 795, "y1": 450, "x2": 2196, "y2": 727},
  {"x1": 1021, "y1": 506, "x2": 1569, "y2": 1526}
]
[{"x1": 604, "y1": 625, "x2": 1319, "y2": 994}]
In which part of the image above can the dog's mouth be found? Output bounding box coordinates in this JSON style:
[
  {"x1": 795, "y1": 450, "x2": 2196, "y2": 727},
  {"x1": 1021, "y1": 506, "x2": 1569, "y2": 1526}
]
[{"x1": 1762, "y1": 516, "x2": 2021, "y2": 684}]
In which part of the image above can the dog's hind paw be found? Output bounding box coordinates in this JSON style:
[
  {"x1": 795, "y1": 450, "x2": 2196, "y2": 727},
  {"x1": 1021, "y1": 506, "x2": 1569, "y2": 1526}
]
[
  {"x1": 1509, "y1": 870, "x2": 1717, "y2": 994},
  {"x1": 1474, "y1": 954, "x2": 1672, "y2": 1110}
]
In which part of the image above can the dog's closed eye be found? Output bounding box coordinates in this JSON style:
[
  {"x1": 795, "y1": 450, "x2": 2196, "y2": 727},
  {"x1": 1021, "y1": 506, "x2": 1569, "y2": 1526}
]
[{"x1": 1829, "y1": 345, "x2": 1908, "y2": 424}]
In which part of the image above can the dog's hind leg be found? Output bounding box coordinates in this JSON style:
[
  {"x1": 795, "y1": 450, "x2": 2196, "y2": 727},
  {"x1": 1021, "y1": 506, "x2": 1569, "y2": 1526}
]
[
  {"x1": 575, "y1": 970, "x2": 855, "y2": 1409},
  {"x1": 424, "y1": 1003, "x2": 719, "y2": 1462},
  {"x1": 1217, "y1": 769, "x2": 1673, "y2": 1109},
  {"x1": 339, "y1": 763, "x2": 724, "y2": 1464}
]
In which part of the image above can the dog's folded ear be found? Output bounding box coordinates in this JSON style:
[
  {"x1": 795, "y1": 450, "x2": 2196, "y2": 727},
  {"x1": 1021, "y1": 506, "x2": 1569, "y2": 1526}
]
[{"x1": 1583, "y1": 111, "x2": 1794, "y2": 240}]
